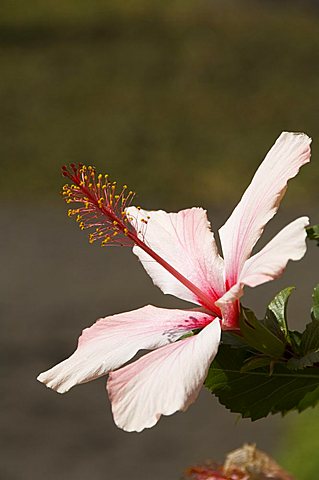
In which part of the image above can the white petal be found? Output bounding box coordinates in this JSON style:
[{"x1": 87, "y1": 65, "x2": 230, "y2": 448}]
[
  {"x1": 219, "y1": 132, "x2": 311, "y2": 286},
  {"x1": 126, "y1": 206, "x2": 224, "y2": 307},
  {"x1": 107, "y1": 320, "x2": 221, "y2": 432},
  {"x1": 239, "y1": 216, "x2": 309, "y2": 287},
  {"x1": 37, "y1": 305, "x2": 214, "y2": 393},
  {"x1": 217, "y1": 217, "x2": 309, "y2": 309}
]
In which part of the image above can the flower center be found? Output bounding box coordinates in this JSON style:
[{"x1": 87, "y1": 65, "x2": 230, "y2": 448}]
[{"x1": 62, "y1": 164, "x2": 220, "y2": 316}]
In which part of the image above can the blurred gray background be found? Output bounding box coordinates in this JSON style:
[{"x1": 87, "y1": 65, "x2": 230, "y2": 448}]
[{"x1": 1, "y1": 1, "x2": 318, "y2": 479}]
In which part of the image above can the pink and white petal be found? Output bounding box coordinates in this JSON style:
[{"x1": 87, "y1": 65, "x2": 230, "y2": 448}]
[
  {"x1": 37, "y1": 305, "x2": 214, "y2": 394},
  {"x1": 126, "y1": 206, "x2": 224, "y2": 307},
  {"x1": 217, "y1": 217, "x2": 309, "y2": 312},
  {"x1": 107, "y1": 319, "x2": 221, "y2": 432},
  {"x1": 219, "y1": 132, "x2": 311, "y2": 286},
  {"x1": 216, "y1": 284, "x2": 244, "y2": 307},
  {"x1": 238, "y1": 216, "x2": 309, "y2": 288}
]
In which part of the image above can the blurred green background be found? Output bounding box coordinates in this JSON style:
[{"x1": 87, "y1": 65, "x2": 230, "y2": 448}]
[
  {"x1": 1, "y1": 0, "x2": 319, "y2": 208},
  {"x1": 1, "y1": 1, "x2": 318, "y2": 479}
]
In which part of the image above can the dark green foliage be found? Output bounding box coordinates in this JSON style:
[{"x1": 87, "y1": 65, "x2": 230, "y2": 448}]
[
  {"x1": 240, "y1": 355, "x2": 273, "y2": 373},
  {"x1": 264, "y1": 286, "x2": 294, "y2": 341},
  {"x1": 239, "y1": 307, "x2": 285, "y2": 358},
  {"x1": 205, "y1": 285, "x2": 319, "y2": 420},
  {"x1": 205, "y1": 344, "x2": 319, "y2": 420},
  {"x1": 287, "y1": 351, "x2": 319, "y2": 370},
  {"x1": 287, "y1": 288, "x2": 319, "y2": 369},
  {"x1": 307, "y1": 225, "x2": 319, "y2": 245},
  {"x1": 300, "y1": 318, "x2": 319, "y2": 355},
  {"x1": 311, "y1": 284, "x2": 319, "y2": 320}
]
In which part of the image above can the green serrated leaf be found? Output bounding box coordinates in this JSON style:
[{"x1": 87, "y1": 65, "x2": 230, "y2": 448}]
[
  {"x1": 205, "y1": 344, "x2": 319, "y2": 420},
  {"x1": 289, "y1": 330, "x2": 303, "y2": 354},
  {"x1": 241, "y1": 356, "x2": 273, "y2": 373},
  {"x1": 306, "y1": 224, "x2": 319, "y2": 245},
  {"x1": 239, "y1": 307, "x2": 285, "y2": 358},
  {"x1": 300, "y1": 319, "x2": 319, "y2": 355},
  {"x1": 264, "y1": 287, "x2": 294, "y2": 341},
  {"x1": 298, "y1": 385, "x2": 319, "y2": 411},
  {"x1": 312, "y1": 284, "x2": 319, "y2": 321},
  {"x1": 287, "y1": 351, "x2": 319, "y2": 370}
]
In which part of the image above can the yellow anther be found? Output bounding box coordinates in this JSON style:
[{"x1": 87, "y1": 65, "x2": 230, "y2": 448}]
[
  {"x1": 76, "y1": 215, "x2": 81, "y2": 222},
  {"x1": 124, "y1": 228, "x2": 128, "y2": 235},
  {"x1": 123, "y1": 185, "x2": 127, "y2": 189},
  {"x1": 113, "y1": 231, "x2": 118, "y2": 236},
  {"x1": 88, "y1": 183, "x2": 93, "y2": 188},
  {"x1": 96, "y1": 183, "x2": 100, "y2": 189},
  {"x1": 113, "y1": 221, "x2": 118, "y2": 226},
  {"x1": 102, "y1": 184, "x2": 107, "y2": 189},
  {"x1": 68, "y1": 209, "x2": 73, "y2": 217},
  {"x1": 98, "y1": 174, "x2": 102, "y2": 181},
  {"x1": 85, "y1": 202, "x2": 89, "y2": 208},
  {"x1": 114, "y1": 194, "x2": 119, "y2": 199}
]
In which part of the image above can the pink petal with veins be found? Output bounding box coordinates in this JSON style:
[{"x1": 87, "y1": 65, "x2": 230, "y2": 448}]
[
  {"x1": 219, "y1": 132, "x2": 311, "y2": 287},
  {"x1": 216, "y1": 217, "x2": 309, "y2": 309},
  {"x1": 37, "y1": 305, "x2": 214, "y2": 394},
  {"x1": 107, "y1": 319, "x2": 221, "y2": 432},
  {"x1": 126, "y1": 207, "x2": 224, "y2": 308}
]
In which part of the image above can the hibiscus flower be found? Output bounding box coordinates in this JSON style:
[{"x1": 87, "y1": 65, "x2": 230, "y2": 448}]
[{"x1": 38, "y1": 132, "x2": 311, "y2": 432}]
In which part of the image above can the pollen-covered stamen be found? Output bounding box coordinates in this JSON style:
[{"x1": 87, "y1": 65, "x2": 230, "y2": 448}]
[
  {"x1": 126, "y1": 206, "x2": 151, "y2": 243},
  {"x1": 62, "y1": 164, "x2": 220, "y2": 315},
  {"x1": 62, "y1": 164, "x2": 136, "y2": 247}
]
